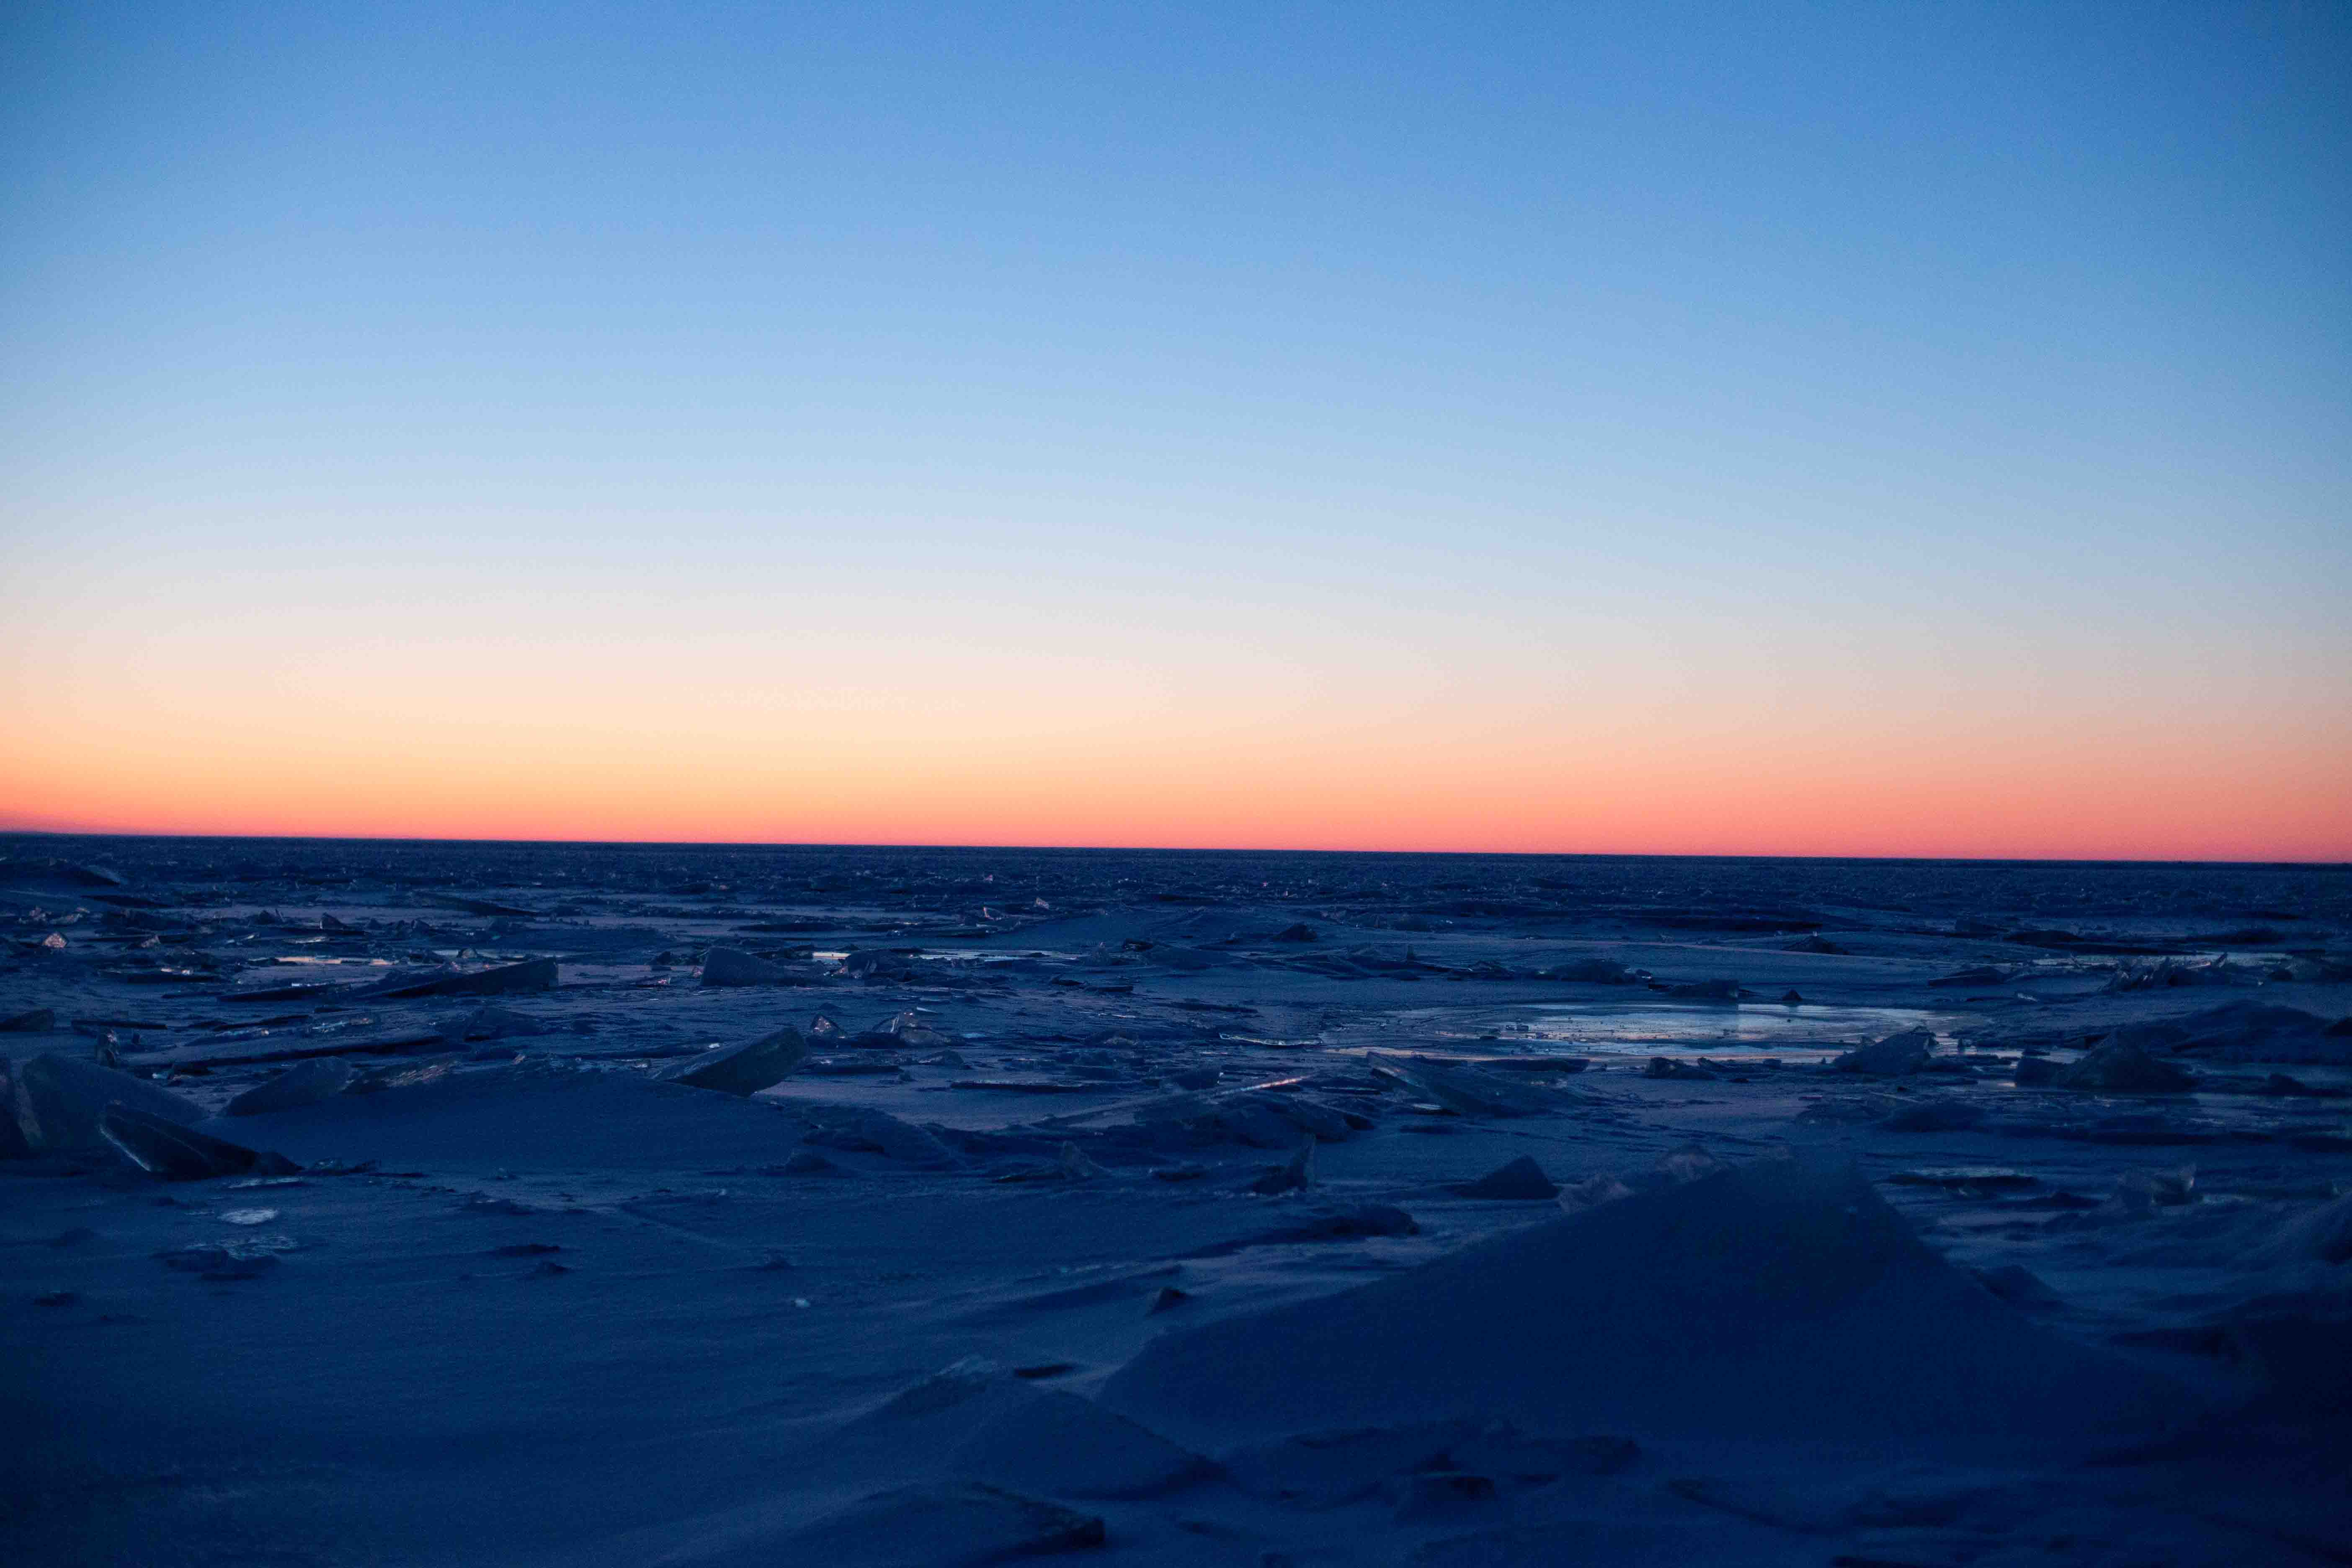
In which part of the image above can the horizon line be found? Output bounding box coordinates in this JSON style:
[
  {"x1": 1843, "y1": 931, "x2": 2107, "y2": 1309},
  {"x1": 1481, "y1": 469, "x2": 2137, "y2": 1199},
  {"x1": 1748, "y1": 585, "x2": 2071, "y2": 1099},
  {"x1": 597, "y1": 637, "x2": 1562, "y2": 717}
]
[{"x1": 3, "y1": 826, "x2": 2345, "y2": 872}]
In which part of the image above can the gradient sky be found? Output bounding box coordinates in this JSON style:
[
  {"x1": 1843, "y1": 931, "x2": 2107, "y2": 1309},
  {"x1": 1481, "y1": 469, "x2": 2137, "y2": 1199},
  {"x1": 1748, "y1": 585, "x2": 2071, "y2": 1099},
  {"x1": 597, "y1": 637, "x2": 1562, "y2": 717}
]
[{"x1": 4, "y1": 2, "x2": 2347, "y2": 859}]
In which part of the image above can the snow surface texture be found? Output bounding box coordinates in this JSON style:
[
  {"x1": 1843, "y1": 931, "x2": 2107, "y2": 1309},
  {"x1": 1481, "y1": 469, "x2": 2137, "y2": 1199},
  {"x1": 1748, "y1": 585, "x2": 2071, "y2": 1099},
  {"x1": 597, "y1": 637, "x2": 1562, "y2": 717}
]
[
  {"x1": 1105, "y1": 1151, "x2": 2183, "y2": 1448},
  {"x1": 3, "y1": 839, "x2": 2349, "y2": 1566}
]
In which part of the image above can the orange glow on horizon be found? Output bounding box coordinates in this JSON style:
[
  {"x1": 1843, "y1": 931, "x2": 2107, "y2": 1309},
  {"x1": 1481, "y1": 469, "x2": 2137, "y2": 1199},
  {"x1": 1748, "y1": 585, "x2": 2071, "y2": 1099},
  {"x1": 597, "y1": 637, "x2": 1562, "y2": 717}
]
[{"x1": 5, "y1": 723, "x2": 2345, "y2": 863}]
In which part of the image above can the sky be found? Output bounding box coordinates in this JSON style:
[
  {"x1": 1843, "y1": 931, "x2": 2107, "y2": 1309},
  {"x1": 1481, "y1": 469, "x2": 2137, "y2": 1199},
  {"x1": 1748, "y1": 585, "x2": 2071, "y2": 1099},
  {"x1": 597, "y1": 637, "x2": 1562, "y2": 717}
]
[{"x1": 3, "y1": 1, "x2": 2347, "y2": 859}]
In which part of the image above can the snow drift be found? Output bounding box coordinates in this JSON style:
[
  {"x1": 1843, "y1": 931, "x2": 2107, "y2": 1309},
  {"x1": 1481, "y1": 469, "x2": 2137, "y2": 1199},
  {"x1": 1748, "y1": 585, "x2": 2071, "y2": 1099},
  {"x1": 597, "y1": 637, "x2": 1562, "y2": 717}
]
[{"x1": 1103, "y1": 1152, "x2": 2187, "y2": 1449}]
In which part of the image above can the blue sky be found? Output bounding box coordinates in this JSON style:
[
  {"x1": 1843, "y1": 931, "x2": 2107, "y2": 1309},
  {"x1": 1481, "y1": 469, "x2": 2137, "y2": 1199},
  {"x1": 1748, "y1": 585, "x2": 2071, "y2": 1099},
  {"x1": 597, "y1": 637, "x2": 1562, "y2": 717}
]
[{"x1": 4, "y1": 2, "x2": 2346, "y2": 854}]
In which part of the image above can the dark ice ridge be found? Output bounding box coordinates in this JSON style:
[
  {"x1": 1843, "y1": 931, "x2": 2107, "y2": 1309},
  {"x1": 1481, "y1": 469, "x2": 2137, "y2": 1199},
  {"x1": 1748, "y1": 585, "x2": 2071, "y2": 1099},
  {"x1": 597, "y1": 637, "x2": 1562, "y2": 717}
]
[{"x1": 3, "y1": 836, "x2": 2349, "y2": 1565}]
